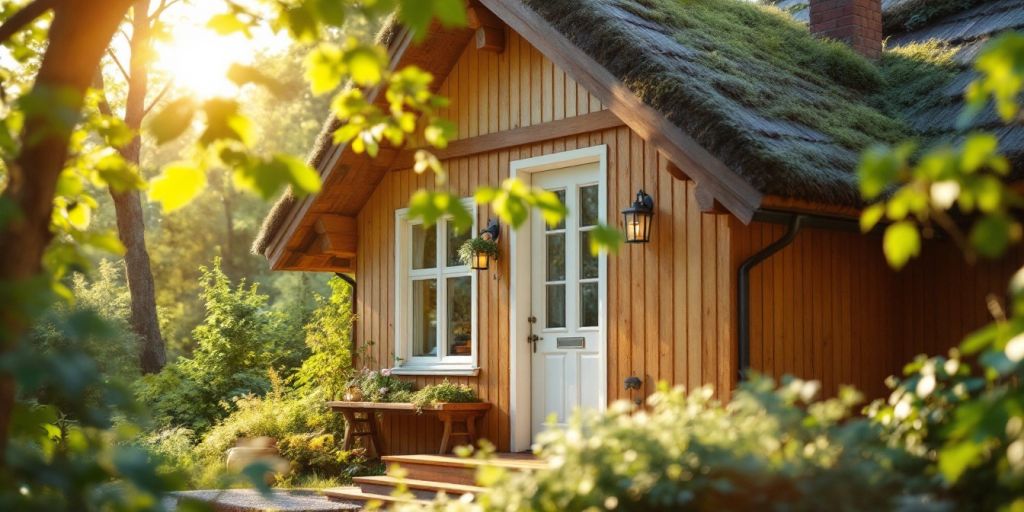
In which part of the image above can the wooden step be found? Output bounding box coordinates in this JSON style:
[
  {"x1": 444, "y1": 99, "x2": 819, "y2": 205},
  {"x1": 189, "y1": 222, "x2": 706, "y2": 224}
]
[
  {"x1": 382, "y1": 454, "x2": 547, "y2": 486},
  {"x1": 353, "y1": 475, "x2": 483, "y2": 501},
  {"x1": 323, "y1": 486, "x2": 428, "y2": 506}
]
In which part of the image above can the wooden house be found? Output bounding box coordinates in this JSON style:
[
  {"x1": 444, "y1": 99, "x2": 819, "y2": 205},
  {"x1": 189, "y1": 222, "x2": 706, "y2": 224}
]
[{"x1": 254, "y1": 0, "x2": 1024, "y2": 454}]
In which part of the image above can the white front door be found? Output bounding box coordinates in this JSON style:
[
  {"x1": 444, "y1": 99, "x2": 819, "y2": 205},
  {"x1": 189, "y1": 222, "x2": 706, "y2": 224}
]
[{"x1": 529, "y1": 162, "x2": 605, "y2": 438}]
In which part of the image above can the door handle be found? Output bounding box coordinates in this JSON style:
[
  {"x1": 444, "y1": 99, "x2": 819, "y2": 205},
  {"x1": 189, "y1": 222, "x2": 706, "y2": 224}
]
[{"x1": 528, "y1": 334, "x2": 539, "y2": 353}]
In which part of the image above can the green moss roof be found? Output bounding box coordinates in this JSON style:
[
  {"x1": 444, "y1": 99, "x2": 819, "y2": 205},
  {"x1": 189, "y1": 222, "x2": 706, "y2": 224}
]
[{"x1": 524, "y1": 0, "x2": 908, "y2": 205}]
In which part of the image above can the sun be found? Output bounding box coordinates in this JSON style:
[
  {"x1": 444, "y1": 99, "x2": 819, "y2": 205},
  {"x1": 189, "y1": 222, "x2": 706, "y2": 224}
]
[{"x1": 153, "y1": 4, "x2": 288, "y2": 99}]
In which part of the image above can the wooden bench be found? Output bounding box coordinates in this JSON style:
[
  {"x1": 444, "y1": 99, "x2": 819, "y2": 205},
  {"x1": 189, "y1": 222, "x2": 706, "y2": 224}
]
[{"x1": 327, "y1": 401, "x2": 492, "y2": 456}]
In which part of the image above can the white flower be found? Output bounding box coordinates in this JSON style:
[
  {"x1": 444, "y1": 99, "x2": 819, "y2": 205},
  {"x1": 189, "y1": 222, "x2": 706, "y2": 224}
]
[
  {"x1": 916, "y1": 374, "x2": 936, "y2": 398},
  {"x1": 381, "y1": 368, "x2": 392, "y2": 376},
  {"x1": 930, "y1": 180, "x2": 960, "y2": 209},
  {"x1": 1005, "y1": 333, "x2": 1024, "y2": 362}
]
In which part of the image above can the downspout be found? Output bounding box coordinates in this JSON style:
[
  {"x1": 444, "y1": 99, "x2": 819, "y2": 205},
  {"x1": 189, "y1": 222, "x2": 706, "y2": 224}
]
[
  {"x1": 736, "y1": 210, "x2": 864, "y2": 380},
  {"x1": 737, "y1": 214, "x2": 804, "y2": 380},
  {"x1": 335, "y1": 273, "x2": 357, "y2": 357}
]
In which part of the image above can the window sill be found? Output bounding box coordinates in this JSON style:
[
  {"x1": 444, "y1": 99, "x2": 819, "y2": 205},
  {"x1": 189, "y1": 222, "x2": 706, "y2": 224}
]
[{"x1": 390, "y1": 366, "x2": 480, "y2": 377}]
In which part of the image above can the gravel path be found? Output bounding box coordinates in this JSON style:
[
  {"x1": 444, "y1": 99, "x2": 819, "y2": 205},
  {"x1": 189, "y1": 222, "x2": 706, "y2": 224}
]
[{"x1": 166, "y1": 489, "x2": 361, "y2": 511}]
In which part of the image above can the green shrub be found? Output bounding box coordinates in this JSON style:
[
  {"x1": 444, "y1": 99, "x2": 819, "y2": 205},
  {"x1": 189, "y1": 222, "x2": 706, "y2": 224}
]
[
  {"x1": 396, "y1": 378, "x2": 929, "y2": 512},
  {"x1": 135, "y1": 259, "x2": 301, "y2": 432},
  {"x1": 410, "y1": 380, "x2": 478, "y2": 410},
  {"x1": 293, "y1": 276, "x2": 355, "y2": 400}
]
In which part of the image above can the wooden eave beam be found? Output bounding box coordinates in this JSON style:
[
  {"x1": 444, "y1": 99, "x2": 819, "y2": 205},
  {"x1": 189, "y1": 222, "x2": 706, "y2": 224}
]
[
  {"x1": 468, "y1": 4, "x2": 506, "y2": 52},
  {"x1": 391, "y1": 110, "x2": 623, "y2": 170},
  {"x1": 480, "y1": 0, "x2": 762, "y2": 223},
  {"x1": 314, "y1": 214, "x2": 358, "y2": 257}
]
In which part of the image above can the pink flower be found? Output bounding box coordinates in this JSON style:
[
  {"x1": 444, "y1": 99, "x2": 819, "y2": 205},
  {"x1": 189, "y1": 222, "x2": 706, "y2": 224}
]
[{"x1": 380, "y1": 368, "x2": 392, "y2": 377}]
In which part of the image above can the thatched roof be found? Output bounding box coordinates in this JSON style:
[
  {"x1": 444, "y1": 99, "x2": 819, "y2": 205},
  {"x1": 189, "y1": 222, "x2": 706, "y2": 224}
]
[
  {"x1": 885, "y1": 0, "x2": 1024, "y2": 165},
  {"x1": 523, "y1": 0, "x2": 906, "y2": 206}
]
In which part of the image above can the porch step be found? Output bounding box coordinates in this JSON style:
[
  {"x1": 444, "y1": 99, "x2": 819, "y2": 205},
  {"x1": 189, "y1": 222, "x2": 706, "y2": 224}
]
[
  {"x1": 382, "y1": 454, "x2": 547, "y2": 486},
  {"x1": 352, "y1": 475, "x2": 483, "y2": 501},
  {"x1": 322, "y1": 486, "x2": 428, "y2": 506}
]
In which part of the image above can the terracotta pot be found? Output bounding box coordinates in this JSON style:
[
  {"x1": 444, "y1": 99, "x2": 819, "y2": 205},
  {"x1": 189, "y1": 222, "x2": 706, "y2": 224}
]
[
  {"x1": 344, "y1": 386, "x2": 363, "y2": 401},
  {"x1": 225, "y1": 436, "x2": 288, "y2": 484}
]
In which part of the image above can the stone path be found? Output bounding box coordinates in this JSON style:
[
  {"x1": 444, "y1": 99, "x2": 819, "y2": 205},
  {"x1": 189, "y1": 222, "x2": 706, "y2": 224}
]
[{"x1": 168, "y1": 489, "x2": 361, "y2": 512}]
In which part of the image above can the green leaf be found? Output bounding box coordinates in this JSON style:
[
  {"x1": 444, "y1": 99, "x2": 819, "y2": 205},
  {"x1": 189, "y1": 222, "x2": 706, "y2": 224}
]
[
  {"x1": 588, "y1": 224, "x2": 625, "y2": 254},
  {"x1": 200, "y1": 98, "x2": 250, "y2": 146},
  {"x1": 882, "y1": 221, "x2": 920, "y2": 270},
  {"x1": 407, "y1": 190, "x2": 471, "y2": 232},
  {"x1": 860, "y1": 203, "x2": 885, "y2": 232},
  {"x1": 343, "y1": 44, "x2": 387, "y2": 86},
  {"x1": 274, "y1": 154, "x2": 322, "y2": 197},
  {"x1": 148, "y1": 98, "x2": 196, "y2": 145},
  {"x1": 961, "y1": 134, "x2": 999, "y2": 173},
  {"x1": 305, "y1": 44, "x2": 343, "y2": 95},
  {"x1": 65, "y1": 202, "x2": 91, "y2": 231},
  {"x1": 207, "y1": 12, "x2": 250, "y2": 36},
  {"x1": 938, "y1": 441, "x2": 983, "y2": 483},
  {"x1": 970, "y1": 214, "x2": 1012, "y2": 258},
  {"x1": 227, "y1": 64, "x2": 289, "y2": 97},
  {"x1": 149, "y1": 162, "x2": 207, "y2": 213}
]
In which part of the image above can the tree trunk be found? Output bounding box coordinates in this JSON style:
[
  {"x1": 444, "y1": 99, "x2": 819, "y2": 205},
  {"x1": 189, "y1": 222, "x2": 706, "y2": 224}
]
[
  {"x1": 111, "y1": 0, "x2": 166, "y2": 373},
  {"x1": 0, "y1": 0, "x2": 134, "y2": 462}
]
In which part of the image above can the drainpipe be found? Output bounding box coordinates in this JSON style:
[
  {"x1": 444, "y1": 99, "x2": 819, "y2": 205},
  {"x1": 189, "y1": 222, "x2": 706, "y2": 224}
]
[
  {"x1": 736, "y1": 210, "x2": 863, "y2": 381},
  {"x1": 335, "y1": 273, "x2": 357, "y2": 357}
]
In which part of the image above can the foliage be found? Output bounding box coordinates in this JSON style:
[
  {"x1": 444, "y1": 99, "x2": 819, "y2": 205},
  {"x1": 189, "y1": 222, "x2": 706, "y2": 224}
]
[
  {"x1": 393, "y1": 378, "x2": 929, "y2": 512},
  {"x1": 30, "y1": 260, "x2": 141, "y2": 386},
  {"x1": 346, "y1": 367, "x2": 416, "y2": 403},
  {"x1": 135, "y1": 259, "x2": 304, "y2": 433},
  {"x1": 855, "y1": 28, "x2": 1024, "y2": 512},
  {"x1": 457, "y1": 237, "x2": 498, "y2": 266},
  {"x1": 858, "y1": 32, "x2": 1024, "y2": 269},
  {"x1": 292, "y1": 276, "x2": 355, "y2": 400},
  {"x1": 409, "y1": 380, "x2": 478, "y2": 410}
]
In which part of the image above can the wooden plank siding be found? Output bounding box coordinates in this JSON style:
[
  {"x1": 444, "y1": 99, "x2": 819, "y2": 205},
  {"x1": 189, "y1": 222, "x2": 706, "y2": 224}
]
[
  {"x1": 351, "y1": 29, "x2": 737, "y2": 454},
  {"x1": 349, "y1": 29, "x2": 1022, "y2": 455},
  {"x1": 729, "y1": 221, "x2": 1022, "y2": 399}
]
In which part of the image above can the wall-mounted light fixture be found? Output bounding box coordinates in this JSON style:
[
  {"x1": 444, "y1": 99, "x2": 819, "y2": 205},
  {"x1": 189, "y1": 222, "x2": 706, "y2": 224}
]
[
  {"x1": 622, "y1": 189, "x2": 654, "y2": 243},
  {"x1": 459, "y1": 220, "x2": 501, "y2": 271}
]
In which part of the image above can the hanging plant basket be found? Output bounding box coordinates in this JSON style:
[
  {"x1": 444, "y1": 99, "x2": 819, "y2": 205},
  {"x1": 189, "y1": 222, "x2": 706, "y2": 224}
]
[{"x1": 458, "y1": 237, "x2": 499, "y2": 270}]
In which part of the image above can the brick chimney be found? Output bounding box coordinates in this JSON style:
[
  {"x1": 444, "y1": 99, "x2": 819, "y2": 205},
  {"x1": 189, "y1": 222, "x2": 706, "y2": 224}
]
[{"x1": 809, "y1": 0, "x2": 883, "y2": 59}]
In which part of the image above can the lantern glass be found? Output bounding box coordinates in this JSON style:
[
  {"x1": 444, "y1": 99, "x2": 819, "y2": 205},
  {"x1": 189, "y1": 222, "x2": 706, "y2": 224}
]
[{"x1": 471, "y1": 251, "x2": 490, "y2": 270}]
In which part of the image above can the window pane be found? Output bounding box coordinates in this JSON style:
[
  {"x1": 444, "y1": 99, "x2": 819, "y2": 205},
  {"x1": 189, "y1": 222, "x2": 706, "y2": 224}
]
[
  {"x1": 412, "y1": 279, "x2": 437, "y2": 356},
  {"x1": 411, "y1": 224, "x2": 436, "y2": 269},
  {"x1": 580, "y1": 281, "x2": 598, "y2": 327},
  {"x1": 580, "y1": 185, "x2": 598, "y2": 227},
  {"x1": 546, "y1": 284, "x2": 565, "y2": 328},
  {"x1": 550, "y1": 189, "x2": 566, "y2": 230},
  {"x1": 447, "y1": 276, "x2": 472, "y2": 356},
  {"x1": 446, "y1": 220, "x2": 471, "y2": 267},
  {"x1": 547, "y1": 233, "x2": 565, "y2": 281},
  {"x1": 580, "y1": 230, "x2": 598, "y2": 279}
]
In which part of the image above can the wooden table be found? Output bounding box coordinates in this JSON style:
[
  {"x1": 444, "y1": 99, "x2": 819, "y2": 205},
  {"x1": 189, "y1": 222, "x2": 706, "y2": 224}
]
[{"x1": 327, "y1": 401, "x2": 492, "y2": 456}]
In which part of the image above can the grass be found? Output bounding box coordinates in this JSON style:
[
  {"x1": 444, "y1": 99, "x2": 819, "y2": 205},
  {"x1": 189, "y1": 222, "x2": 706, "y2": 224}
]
[{"x1": 525, "y1": 0, "x2": 913, "y2": 204}]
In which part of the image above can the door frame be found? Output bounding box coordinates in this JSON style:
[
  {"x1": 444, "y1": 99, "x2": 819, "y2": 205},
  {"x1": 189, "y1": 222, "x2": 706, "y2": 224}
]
[{"x1": 508, "y1": 145, "x2": 608, "y2": 452}]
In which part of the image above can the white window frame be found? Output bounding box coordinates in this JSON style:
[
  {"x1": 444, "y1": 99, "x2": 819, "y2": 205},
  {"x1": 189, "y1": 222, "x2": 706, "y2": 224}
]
[{"x1": 392, "y1": 199, "x2": 479, "y2": 376}]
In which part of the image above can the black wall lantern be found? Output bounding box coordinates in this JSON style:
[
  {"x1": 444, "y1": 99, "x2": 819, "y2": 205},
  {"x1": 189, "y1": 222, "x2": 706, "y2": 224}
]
[{"x1": 622, "y1": 189, "x2": 654, "y2": 243}]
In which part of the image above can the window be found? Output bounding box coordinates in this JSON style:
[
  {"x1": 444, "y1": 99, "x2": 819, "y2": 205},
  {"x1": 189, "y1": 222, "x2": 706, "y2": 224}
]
[{"x1": 393, "y1": 200, "x2": 477, "y2": 375}]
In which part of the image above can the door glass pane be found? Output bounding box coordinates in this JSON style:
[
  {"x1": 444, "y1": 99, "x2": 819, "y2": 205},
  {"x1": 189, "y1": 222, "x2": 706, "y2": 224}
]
[
  {"x1": 446, "y1": 220, "x2": 471, "y2": 267},
  {"x1": 547, "y1": 233, "x2": 565, "y2": 281},
  {"x1": 551, "y1": 189, "x2": 566, "y2": 230},
  {"x1": 580, "y1": 281, "x2": 598, "y2": 327},
  {"x1": 412, "y1": 279, "x2": 437, "y2": 356},
  {"x1": 546, "y1": 284, "x2": 565, "y2": 328},
  {"x1": 580, "y1": 230, "x2": 598, "y2": 279},
  {"x1": 411, "y1": 224, "x2": 436, "y2": 269},
  {"x1": 580, "y1": 185, "x2": 598, "y2": 227},
  {"x1": 447, "y1": 276, "x2": 472, "y2": 356}
]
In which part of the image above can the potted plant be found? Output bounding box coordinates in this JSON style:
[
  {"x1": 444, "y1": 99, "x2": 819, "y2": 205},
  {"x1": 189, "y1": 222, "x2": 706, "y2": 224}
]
[{"x1": 458, "y1": 236, "x2": 499, "y2": 270}]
